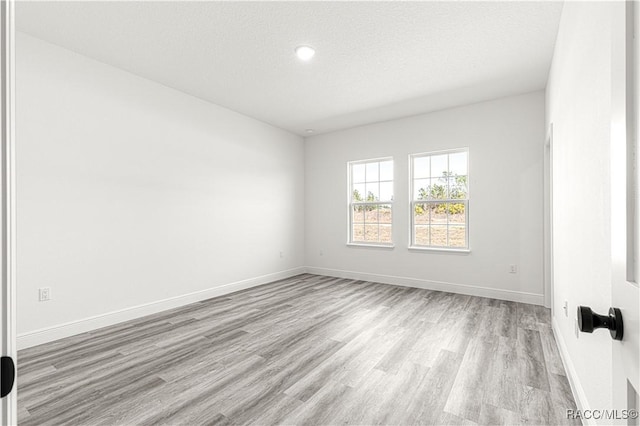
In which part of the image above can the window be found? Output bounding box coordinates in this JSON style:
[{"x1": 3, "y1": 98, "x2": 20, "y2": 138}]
[
  {"x1": 348, "y1": 158, "x2": 394, "y2": 245},
  {"x1": 410, "y1": 149, "x2": 468, "y2": 249}
]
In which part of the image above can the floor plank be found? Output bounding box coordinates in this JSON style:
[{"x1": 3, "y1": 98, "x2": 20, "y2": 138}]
[{"x1": 18, "y1": 274, "x2": 577, "y2": 425}]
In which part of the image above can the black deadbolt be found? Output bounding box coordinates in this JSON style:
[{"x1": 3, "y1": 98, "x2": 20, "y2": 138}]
[{"x1": 577, "y1": 306, "x2": 624, "y2": 341}]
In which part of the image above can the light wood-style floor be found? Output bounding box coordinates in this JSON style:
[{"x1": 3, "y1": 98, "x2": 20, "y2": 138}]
[{"x1": 17, "y1": 274, "x2": 578, "y2": 425}]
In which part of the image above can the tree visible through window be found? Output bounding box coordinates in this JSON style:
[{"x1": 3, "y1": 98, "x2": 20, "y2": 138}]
[
  {"x1": 411, "y1": 149, "x2": 468, "y2": 249},
  {"x1": 348, "y1": 158, "x2": 393, "y2": 245}
]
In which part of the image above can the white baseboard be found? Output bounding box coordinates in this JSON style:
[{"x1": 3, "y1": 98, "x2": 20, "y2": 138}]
[
  {"x1": 17, "y1": 267, "x2": 306, "y2": 350},
  {"x1": 18, "y1": 266, "x2": 543, "y2": 350},
  {"x1": 552, "y1": 317, "x2": 593, "y2": 426},
  {"x1": 305, "y1": 266, "x2": 544, "y2": 305}
]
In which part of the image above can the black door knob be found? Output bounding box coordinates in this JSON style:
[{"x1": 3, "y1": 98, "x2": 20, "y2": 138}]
[
  {"x1": 1, "y1": 356, "x2": 15, "y2": 398},
  {"x1": 577, "y1": 306, "x2": 624, "y2": 341}
]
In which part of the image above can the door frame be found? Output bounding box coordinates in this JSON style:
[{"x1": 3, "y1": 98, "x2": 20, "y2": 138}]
[
  {"x1": 611, "y1": 0, "x2": 640, "y2": 419},
  {"x1": 544, "y1": 123, "x2": 554, "y2": 311},
  {"x1": 1, "y1": 0, "x2": 17, "y2": 424}
]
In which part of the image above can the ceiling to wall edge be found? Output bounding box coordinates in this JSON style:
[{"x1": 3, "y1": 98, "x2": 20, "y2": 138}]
[
  {"x1": 16, "y1": 30, "x2": 553, "y2": 140},
  {"x1": 303, "y1": 88, "x2": 548, "y2": 141}
]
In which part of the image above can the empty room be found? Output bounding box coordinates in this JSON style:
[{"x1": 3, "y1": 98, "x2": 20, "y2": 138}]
[{"x1": 0, "y1": 0, "x2": 639, "y2": 425}]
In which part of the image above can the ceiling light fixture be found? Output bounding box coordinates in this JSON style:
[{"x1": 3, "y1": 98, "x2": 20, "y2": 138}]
[
  {"x1": 305, "y1": 129, "x2": 315, "y2": 134},
  {"x1": 295, "y1": 45, "x2": 315, "y2": 61}
]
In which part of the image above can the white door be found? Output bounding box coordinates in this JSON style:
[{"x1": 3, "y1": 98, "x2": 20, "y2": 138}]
[
  {"x1": 611, "y1": 2, "x2": 640, "y2": 424},
  {"x1": 0, "y1": 0, "x2": 17, "y2": 424}
]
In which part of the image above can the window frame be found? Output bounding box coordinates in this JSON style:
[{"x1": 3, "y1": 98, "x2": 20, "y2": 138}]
[
  {"x1": 409, "y1": 148, "x2": 470, "y2": 252},
  {"x1": 347, "y1": 157, "x2": 395, "y2": 248}
]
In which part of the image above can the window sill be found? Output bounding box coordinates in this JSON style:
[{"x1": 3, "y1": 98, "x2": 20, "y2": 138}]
[
  {"x1": 346, "y1": 243, "x2": 395, "y2": 249},
  {"x1": 408, "y1": 246, "x2": 470, "y2": 254}
]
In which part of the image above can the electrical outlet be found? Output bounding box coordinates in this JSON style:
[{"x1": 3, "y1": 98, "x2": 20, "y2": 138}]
[
  {"x1": 38, "y1": 287, "x2": 51, "y2": 302},
  {"x1": 509, "y1": 264, "x2": 517, "y2": 274},
  {"x1": 279, "y1": 251, "x2": 284, "y2": 258},
  {"x1": 319, "y1": 249, "x2": 324, "y2": 256},
  {"x1": 563, "y1": 301, "x2": 569, "y2": 317}
]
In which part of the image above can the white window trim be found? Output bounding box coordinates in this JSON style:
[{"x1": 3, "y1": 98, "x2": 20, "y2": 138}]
[
  {"x1": 408, "y1": 148, "x2": 470, "y2": 252},
  {"x1": 347, "y1": 157, "x2": 395, "y2": 247},
  {"x1": 408, "y1": 246, "x2": 470, "y2": 254},
  {"x1": 347, "y1": 242, "x2": 396, "y2": 249}
]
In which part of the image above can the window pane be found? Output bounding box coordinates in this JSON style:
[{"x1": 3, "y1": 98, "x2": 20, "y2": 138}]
[
  {"x1": 379, "y1": 204, "x2": 392, "y2": 224},
  {"x1": 430, "y1": 178, "x2": 448, "y2": 199},
  {"x1": 365, "y1": 183, "x2": 379, "y2": 201},
  {"x1": 364, "y1": 205, "x2": 378, "y2": 224},
  {"x1": 365, "y1": 162, "x2": 379, "y2": 182},
  {"x1": 449, "y1": 175, "x2": 468, "y2": 199},
  {"x1": 415, "y1": 225, "x2": 429, "y2": 246},
  {"x1": 352, "y1": 224, "x2": 365, "y2": 242},
  {"x1": 448, "y1": 202, "x2": 465, "y2": 224},
  {"x1": 414, "y1": 179, "x2": 430, "y2": 200},
  {"x1": 352, "y1": 184, "x2": 365, "y2": 202},
  {"x1": 430, "y1": 225, "x2": 447, "y2": 246},
  {"x1": 349, "y1": 159, "x2": 393, "y2": 246},
  {"x1": 379, "y1": 160, "x2": 393, "y2": 181},
  {"x1": 413, "y1": 157, "x2": 430, "y2": 179},
  {"x1": 431, "y1": 203, "x2": 447, "y2": 225},
  {"x1": 364, "y1": 224, "x2": 379, "y2": 242},
  {"x1": 352, "y1": 205, "x2": 364, "y2": 223},
  {"x1": 431, "y1": 154, "x2": 448, "y2": 178},
  {"x1": 449, "y1": 152, "x2": 467, "y2": 176},
  {"x1": 380, "y1": 182, "x2": 393, "y2": 201},
  {"x1": 352, "y1": 163, "x2": 366, "y2": 183},
  {"x1": 409, "y1": 150, "x2": 468, "y2": 249},
  {"x1": 449, "y1": 225, "x2": 466, "y2": 247},
  {"x1": 414, "y1": 203, "x2": 429, "y2": 224},
  {"x1": 380, "y1": 224, "x2": 392, "y2": 243}
]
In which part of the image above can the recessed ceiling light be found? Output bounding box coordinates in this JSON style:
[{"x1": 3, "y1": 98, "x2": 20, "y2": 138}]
[
  {"x1": 295, "y1": 45, "x2": 315, "y2": 61},
  {"x1": 305, "y1": 129, "x2": 315, "y2": 134}
]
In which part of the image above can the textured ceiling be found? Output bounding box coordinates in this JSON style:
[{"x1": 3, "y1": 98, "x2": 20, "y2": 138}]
[{"x1": 16, "y1": 1, "x2": 563, "y2": 136}]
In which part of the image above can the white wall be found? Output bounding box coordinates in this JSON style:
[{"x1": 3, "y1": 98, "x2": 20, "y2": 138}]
[
  {"x1": 545, "y1": 2, "x2": 613, "y2": 420},
  {"x1": 305, "y1": 91, "x2": 545, "y2": 304},
  {"x1": 16, "y1": 33, "x2": 305, "y2": 347}
]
